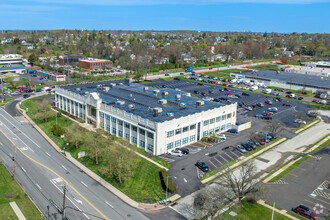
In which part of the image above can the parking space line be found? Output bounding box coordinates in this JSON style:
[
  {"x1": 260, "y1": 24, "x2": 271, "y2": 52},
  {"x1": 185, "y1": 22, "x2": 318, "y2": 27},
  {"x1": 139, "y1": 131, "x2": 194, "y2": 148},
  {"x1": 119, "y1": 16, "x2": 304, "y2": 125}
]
[
  {"x1": 230, "y1": 151, "x2": 241, "y2": 158},
  {"x1": 214, "y1": 157, "x2": 223, "y2": 165},
  {"x1": 304, "y1": 199, "x2": 315, "y2": 204},
  {"x1": 208, "y1": 160, "x2": 217, "y2": 169},
  {"x1": 288, "y1": 173, "x2": 298, "y2": 177},
  {"x1": 218, "y1": 154, "x2": 229, "y2": 163},
  {"x1": 309, "y1": 195, "x2": 330, "y2": 205},
  {"x1": 224, "y1": 152, "x2": 235, "y2": 161}
]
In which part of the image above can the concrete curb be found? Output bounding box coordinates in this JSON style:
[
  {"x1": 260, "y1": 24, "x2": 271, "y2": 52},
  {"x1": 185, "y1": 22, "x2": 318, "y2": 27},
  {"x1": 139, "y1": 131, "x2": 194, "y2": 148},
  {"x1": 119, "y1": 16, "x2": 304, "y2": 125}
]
[
  {"x1": 257, "y1": 200, "x2": 299, "y2": 220},
  {"x1": 10, "y1": 202, "x2": 26, "y2": 220}
]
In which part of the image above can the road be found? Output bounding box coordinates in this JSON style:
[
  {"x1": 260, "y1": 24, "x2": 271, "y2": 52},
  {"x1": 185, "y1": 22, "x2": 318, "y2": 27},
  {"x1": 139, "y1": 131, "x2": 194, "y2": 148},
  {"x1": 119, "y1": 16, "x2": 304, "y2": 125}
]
[{"x1": 0, "y1": 106, "x2": 149, "y2": 220}]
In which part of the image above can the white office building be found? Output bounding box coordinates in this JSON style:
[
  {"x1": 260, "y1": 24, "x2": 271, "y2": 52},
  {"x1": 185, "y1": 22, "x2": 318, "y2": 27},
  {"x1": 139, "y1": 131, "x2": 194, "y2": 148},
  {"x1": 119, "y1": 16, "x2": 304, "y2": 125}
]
[
  {"x1": 55, "y1": 79, "x2": 237, "y2": 155},
  {"x1": 0, "y1": 54, "x2": 23, "y2": 67}
]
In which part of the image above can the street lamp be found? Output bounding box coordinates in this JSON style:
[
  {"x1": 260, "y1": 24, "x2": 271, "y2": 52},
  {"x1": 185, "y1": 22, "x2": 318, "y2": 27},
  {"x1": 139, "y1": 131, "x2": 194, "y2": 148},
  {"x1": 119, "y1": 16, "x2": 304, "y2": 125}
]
[{"x1": 165, "y1": 175, "x2": 176, "y2": 205}]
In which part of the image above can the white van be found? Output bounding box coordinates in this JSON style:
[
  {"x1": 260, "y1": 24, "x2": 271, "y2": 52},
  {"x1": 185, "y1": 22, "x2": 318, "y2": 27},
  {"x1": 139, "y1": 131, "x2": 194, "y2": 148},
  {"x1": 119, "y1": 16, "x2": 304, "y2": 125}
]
[
  {"x1": 42, "y1": 87, "x2": 50, "y2": 91},
  {"x1": 289, "y1": 94, "x2": 296, "y2": 98}
]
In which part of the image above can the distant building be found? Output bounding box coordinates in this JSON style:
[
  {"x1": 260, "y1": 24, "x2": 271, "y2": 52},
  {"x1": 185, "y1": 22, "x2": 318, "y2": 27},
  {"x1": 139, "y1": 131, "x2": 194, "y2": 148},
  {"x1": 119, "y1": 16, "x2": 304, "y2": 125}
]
[
  {"x1": 78, "y1": 57, "x2": 113, "y2": 70},
  {"x1": 0, "y1": 65, "x2": 25, "y2": 75},
  {"x1": 0, "y1": 54, "x2": 23, "y2": 67},
  {"x1": 304, "y1": 61, "x2": 330, "y2": 69},
  {"x1": 282, "y1": 51, "x2": 294, "y2": 57},
  {"x1": 282, "y1": 65, "x2": 330, "y2": 77},
  {"x1": 35, "y1": 69, "x2": 66, "y2": 82},
  {"x1": 59, "y1": 56, "x2": 82, "y2": 65}
]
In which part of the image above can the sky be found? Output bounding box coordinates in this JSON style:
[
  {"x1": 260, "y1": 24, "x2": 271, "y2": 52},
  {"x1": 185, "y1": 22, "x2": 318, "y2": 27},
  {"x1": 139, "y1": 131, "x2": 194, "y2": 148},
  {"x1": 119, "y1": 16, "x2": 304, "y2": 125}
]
[{"x1": 0, "y1": 0, "x2": 329, "y2": 33}]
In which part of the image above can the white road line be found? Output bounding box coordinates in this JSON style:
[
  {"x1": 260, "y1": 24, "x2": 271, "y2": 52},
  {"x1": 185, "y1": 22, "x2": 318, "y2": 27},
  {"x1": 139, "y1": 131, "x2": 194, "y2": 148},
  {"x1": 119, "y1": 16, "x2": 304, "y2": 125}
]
[
  {"x1": 214, "y1": 157, "x2": 223, "y2": 165},
  {"x1": 61, "y1": 165, "x2": 67, "y2": 170},
  {"x1": 105, "y1": 201, "x2": 114, "y2": 208},
  {"x1": 219, "y1": 154, "x2": 229, "y2": 163},
  {"x1": 81, "y1": 181, "x2": 88, "y2": 188},
  {"x1": 46, "y1": 152, "x2": 51, "y2": 157},
  {"x1": 304, "y1": 199, "x2": 315, "y2": 204},
  {"x1": 83, "y1": 213, "x2": 90, "y2": 219},
  {"x1": 225, "y1": 152, "x2": 235, "y2": 161},
  {"x1": 183, "y1": 178, "x2": 187, "y2": 183},
  {"x1": 231, "y1": 151, "x2": 241, "y2": 158},
  {"x1": 0, "y1": 142, "x2": 3, "y2": 146},
  {"x1": 36, "y1": 184, "x2": 42, "y2": 190},
  {"x1": 21, "y1": 167, "x2": 26, "y2": 172},
  {"x1": 208, "y1": 159, "x2": 217, "y2": 168}
]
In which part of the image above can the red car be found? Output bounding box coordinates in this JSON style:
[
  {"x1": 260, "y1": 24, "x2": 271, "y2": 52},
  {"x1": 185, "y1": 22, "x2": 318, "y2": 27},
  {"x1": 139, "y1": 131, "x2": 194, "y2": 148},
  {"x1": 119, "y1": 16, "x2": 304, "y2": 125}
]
[
  {"x1": 223, "y1": 83, "x2": 227, "y2": 86},
  {"x1": 264, "y1": 111, "x2": 274, "y2": 116},
  {"x1": 226, "y1": 93, "x2": 233, "y2": 96},
  {"x1": 211, "y1": 81, "x2": 216, "y2": 84},
  {"x1": 243, "y1": 102, "x2": 247, "y2": 106},
  {"x1": 312, "y1": 99, "x2": 317, "y2": 103},
  {"x1": 285, "y1": 94, "x2": 290, "y2": 98},
  {"x1": 292, "y1": 205, "x2": 317, "y2": 220},
  {"x1": 18, "y1": 88, "x2": 23, "y2": 92},
  {"x1": 224, "y1": 88, "x2": 230, "y2": 91}
]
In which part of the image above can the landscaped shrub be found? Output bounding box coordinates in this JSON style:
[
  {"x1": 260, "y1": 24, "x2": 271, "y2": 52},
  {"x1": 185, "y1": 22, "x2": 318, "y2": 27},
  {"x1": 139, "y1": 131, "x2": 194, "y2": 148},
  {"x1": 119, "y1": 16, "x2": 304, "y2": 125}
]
[
  {"x1": 51, "y1": 124, "x2": 66, "y2": 136},
  {"x1": 159, "y1": 169, "x2": 176, "y2": 194}
]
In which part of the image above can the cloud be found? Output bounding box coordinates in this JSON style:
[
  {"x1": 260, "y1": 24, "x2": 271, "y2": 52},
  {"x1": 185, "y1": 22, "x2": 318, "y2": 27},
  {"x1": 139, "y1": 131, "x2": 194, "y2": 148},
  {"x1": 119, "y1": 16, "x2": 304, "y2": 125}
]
[{"x1": 17, "y1": 0, "x2": 330, "y2": 5}]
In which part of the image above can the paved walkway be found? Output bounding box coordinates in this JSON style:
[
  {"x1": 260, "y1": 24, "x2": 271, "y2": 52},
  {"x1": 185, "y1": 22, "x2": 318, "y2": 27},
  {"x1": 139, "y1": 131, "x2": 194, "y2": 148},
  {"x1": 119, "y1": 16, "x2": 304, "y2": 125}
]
[
  {"x1": 294, "y1": 118, "x2": 321, "y2": 134},
  {"x1": 257, "y1": 200, "x2": 299, "y2": 220},
  {"x1": 9, "y1": 201, "x2": 26, "y2": 220}
]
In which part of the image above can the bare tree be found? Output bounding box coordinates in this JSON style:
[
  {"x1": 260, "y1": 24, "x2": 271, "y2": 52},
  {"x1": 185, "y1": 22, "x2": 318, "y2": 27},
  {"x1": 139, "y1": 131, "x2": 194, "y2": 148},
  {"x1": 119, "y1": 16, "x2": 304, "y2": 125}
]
[{"x1": 263, "y1": 120, "x2": 285, "y2": 138}]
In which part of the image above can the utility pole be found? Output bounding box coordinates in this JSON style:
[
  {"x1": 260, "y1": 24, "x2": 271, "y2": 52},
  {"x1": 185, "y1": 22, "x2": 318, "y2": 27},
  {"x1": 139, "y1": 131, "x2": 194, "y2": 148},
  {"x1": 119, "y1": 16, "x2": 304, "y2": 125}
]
[
  {"x1": 62, "y1": 184, "x2": 67, "y2": 220},
  {"x1": 12, "y1": 146, "x2": 17, "y2": 179}
]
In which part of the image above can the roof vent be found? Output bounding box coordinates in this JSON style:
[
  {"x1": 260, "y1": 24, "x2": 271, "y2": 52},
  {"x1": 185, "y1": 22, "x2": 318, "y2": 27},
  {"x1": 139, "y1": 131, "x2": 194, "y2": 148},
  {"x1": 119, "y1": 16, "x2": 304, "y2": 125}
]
[
  {"x1": 116, "y1": 100, "x2": 125, "y2": 106},
  {"x1": 144, "y1": 87, "x2": 149, "y2": 91},
  {"x1": 179, "y1": 103, "x2": 186, "y2": 109},
  {"x1": 175, "y1": 94, "x2": 181, "y2": 101},
  {"x1": 118, "y1": 83, "x2": 123, "y2": 86},
  {"x1": 110, "y1": 83, "x2": 116, "y2": 88},
  {"x1": 153, "y1": 89, "x2": 160, "y2": 95},
  {"x1": 76, "y1": 88, "x2": 80, "y2": 92},
  {"x1": 167, "y1": 112, "x2": 174, "y2": 118},
  {"x1": 152, "y1": 107, "x2": 163, "y2": 114},
  {"x1": 128, "y1": 104, "x2": 135, "y2": 111},
  {"x1": 158, "y1": 99, "x2": 167, "y2": 105},
  {"x1": 129, "y1": 93, "x2": 133, "y2": 97},
  {"x1": 162, "y1": 91, "x2": 168, "y2": 97},
  {"x1": 196, "y1": 100, "x2": 205, "y2": 106},
  {"x1": 85, "y1": 91, "x2": 89, "y2": 95}
]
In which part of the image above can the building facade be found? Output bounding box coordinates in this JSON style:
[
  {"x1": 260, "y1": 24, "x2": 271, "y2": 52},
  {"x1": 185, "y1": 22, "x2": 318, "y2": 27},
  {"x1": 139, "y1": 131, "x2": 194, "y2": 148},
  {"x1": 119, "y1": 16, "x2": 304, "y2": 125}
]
[
  {"x1": 78, "y1": 57, "x2": 113, "y2": 70},
  {"x1": 0, "y1": 54, "x2": 23, "y2": 67},
  {"x1": 55, "y1": 80, "x2": 237, "y2": 155}
]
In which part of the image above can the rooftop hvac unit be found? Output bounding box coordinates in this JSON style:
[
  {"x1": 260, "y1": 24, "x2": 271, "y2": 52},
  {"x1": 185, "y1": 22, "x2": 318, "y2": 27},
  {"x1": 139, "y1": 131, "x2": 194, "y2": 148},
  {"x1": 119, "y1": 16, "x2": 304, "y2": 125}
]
[
  {"x1": 196, "y1": 100, "x2": 205, "y2": 106},
  {"x1": 153, "y1": 107, "x2": 163, "y2": 114},
  {"x1": 276, "y1": 71, "x2": 280, "y2": 74},
  {"x1": 85, "y1": 91, "x2": 89, "y2": 95},
  {"x1": 162, "y1": 91, "x2": 168, "y2": 96},
  {"x1": 110, "y1": 83, "x2": 116, "y2": 88},
  {"x1": 175, "y1": 94, "x2": 181, "y2": 101},
  {"x1": 76, "y1": 88, "x2": 81, "y2": 92},
  {"x1": 158, "y1": 99, "x2": 167, "y2": 105},
  {"x1": 144, "y1": 87, "x2": 149, "y2": 91},
  {"x1": 128, "y1": 104, "x2": 135, "y2": 111},
  {"x1": 103, "y1": 87, "x2": 110, "y2": 92},
  {"x1": 167, "y1": 112, "x2": 174, "y2": 118},
  {"x1": 179, "y1": 103, "x2": 186, "y2": 109},
  {"x1": 153, "y1": 89, "x2": 160, "y2": 94},
  {"x1": 116, "y1": 100, "x2": 125, "y2": 106}
]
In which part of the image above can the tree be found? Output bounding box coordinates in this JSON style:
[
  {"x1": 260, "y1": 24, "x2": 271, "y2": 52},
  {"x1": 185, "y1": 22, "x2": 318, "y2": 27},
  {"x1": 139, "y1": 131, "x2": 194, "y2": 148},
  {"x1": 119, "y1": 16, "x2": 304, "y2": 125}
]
[
  {"x1": 192, "y1": 186, "x2": 227, "y2": 219},
  {"x1": 65, "y1": 123, "x2": 83, "y2": 149},
  {"x1": 263, "y1": 120, "x2": 285, "y2": 137},
  {"x1": 28, "y1": 53, "x2": 38, "y2": 66},
  {"x1": 84, "y1": 130, "x2": 107, "y2": 165},
  {"x1": 36, "y1": 101, "x2": 55, "y2": 122},
  {"x1": 100, "y1": 143, "x2": 136, "y2": 184},
  {"x1": 217, "y1": 161, "x2": 262, "y2": 204}
]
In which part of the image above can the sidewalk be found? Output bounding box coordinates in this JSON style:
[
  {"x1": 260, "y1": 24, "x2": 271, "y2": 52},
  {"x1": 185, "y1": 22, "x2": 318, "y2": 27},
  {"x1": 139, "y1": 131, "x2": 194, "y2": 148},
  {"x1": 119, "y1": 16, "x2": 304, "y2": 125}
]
[
  {"x1": 9, "y1": 201, "x2": 26, "y2": 220},
  {"x1": 257, "y1": 200, "x2": 299, "y2": 220},
  {"x1": 16, "y1": 101, "x2": 178, "y2": 211}
]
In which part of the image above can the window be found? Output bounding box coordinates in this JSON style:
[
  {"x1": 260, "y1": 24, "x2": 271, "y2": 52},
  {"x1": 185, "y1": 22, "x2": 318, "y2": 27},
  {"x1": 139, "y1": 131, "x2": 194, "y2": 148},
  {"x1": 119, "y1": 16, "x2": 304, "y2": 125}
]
[
  {"x1": 111, "y1": 117, "x2": 116, "y2": 123},
  {"x1": 106, "y1": 114, "x2": 110, "y2": 120},
  {"x1": 106, "y1": 124, "x2": 110, "y2": 131},
  {"x1": 124, "y1": 122, "x2": 130, "y2": 128},
  {"x1": 125, "y1": 133, "x2": 129, "y2": 140},
  {"x1": 222, "y1": 115, "x2": 226, "y2": 120},
  {"x1": 215, "y1": 127, "x2": 220, "y2": 132},
  {"x1": 221, "y1": 125, "x2": 226, "y2": 131},
  {"x1": 132, "y1": 137, "x2": 137, "y2": 144},
  {"x1": 209, "y1": 128, "x2": 214, "y2": 134},
  {"x1": 182, "y1": 137, "x2": 188, "y2": 144},
  {"x1": 167, "y1": 130, "x2": 174, "y2": 137},
  {"x1": 132, "y1": 126, "x2": 137, "y2": 132},
  {"x1": 118, "y1": 120, "x2": 123, "y2": 126},
  {"x1": 203, "y1": 120, "x2": 209, "y2": 126},
  {"x1": 183, "y1": 126, "x2": 188, "y2": 133},
  {"x1": 139, "y1": 140, "x2": 145, "y2": 148},
  {"x1": 190, "y1": 124, "x2": 196, "y2": 130},
  {"x1": 175, "y1": 128, "x2": 181, "y2": 135},
  {"x1": 227, "y1": 113, "x2": 232, "y2": 119},
  {"x1": 210, "y1": 118, "x2": 215, "y2": 124},
  {"x1": 147, "y1": 132, "x2": 154, "y2": 139},
  {"x1": 175, "y1": 140, "x2": 181, "y2": 147},
  {"x1": 147, "y1": 144, "x2": 154, "y2": 152},
  {"x1": 118, "y1": 130, "x2": 123, "y2": 137},
  {"x1": 91, "y1": 107, "x2": 96, "y2": 117},
  {"x1": 190, "y1": 135, "x2": 195, "y2": 142},
  {"x1": 203, "y1": 131, "x2": 208, "y2": 137},
  {"x1": 167, "y1": 142, "x2": 173, "y2": 150},
  {"x1": 139, "y1": 129, "x2": 145, "y2": 135},
  {"x1": 226, "y1": 123, "x2": 231, "y2": 129},
  {"x1": 100, "y1": 112, "x2": 104, "y2": 118},
  {"x1": 233, "y1": 112, "x2": 235, "y2": 117},
  {"x1": 112, "y1": 127, "x2": 116, "y2": 135}
]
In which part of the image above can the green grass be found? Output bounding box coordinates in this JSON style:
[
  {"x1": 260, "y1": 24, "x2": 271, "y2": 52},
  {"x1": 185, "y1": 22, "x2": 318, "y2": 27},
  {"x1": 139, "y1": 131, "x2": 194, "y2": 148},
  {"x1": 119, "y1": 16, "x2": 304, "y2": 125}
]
[
  {"x1": 202, "y1": 69, "x2": 242, "y2": 79},
  {"x1": 303, "y1": 134, "x2": 329, "y2": 153},
  {"x1": 264, "y1": 201, "x2": 283, "y2": 210},
  {"x1": 309, "y1": 138, "x2": 330, "y2": 155},
  {"x1": 292, "y1": 118, "x2": 320, "y2": 133},
  {"x1": 269, "y1": 155, "x2": 310, "y2": 183},
  {"x1": 270, "y1": 86, "x2": 315, "y2": 97},
  {"x1": 221, "y1": 198, "x2": 291, "y2": 220},
  {"x1": 135, "y1": 80, "x2": 153, "y2": 84},
  {"x1": 20, "y1": 96, "x2": 170, "y2": 203},
  {"x1": 307, "y1": 102, "x2": 330, "y2": 111},
  {"x1": 0, "y1": 164, "x2": 43, "y2": 220},
  {"x1": 326, "y1": 214, "x2": 330, "y2": 220},
  {"x1": 287, "y1": 211, "x2": 306, "y2": 220},
  {"x1": 248, "y1": 64, "x2": 278, "y2": 71}
]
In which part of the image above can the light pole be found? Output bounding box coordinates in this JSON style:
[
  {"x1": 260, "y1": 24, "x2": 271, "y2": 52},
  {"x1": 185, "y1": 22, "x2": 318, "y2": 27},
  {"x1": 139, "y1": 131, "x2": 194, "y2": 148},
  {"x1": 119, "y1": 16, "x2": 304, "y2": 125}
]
[
  {"x1": 12, "y1": 146, "x2": 17, "y2": 179},
  {"x1": 165, "y1": 175, "x2": 176, "y2": 205}
]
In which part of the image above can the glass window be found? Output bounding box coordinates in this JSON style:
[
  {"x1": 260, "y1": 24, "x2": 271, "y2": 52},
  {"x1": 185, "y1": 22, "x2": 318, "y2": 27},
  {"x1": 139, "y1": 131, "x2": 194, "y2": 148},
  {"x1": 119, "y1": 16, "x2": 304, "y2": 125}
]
[
  {"x1": 167, "y1": 130, "x2": 174, "y2": 137},
  {"x1": 106, "y1": 114, "x2": 110, "y2": 120},
  {"x1": 227, "y1": 113, "x2": 232, "y2": 119},
  {"x1": 216, "y1": 116, "x2": 221, "y2": 122},
  {"x1": 132, "y1": 126, "x2": 137, "y2": 132},
  {"x1": 118, "y1": 120, "x2": 123, "y2": 126},
  {"x1": 175, "y1": 140, "x2": 181, "y2": 147},
  {"x1": 222, "y1": 115, "x2": 226, "y2": 120},
  {"x1": 203, "y1": 120, "x2": 209, "y2": 126},
  {"x1": 125, "y1": 133, "x2": 129, "y2": 140},
  {"x1": 100, "y1": 112, "x2": 104, "y2": 118},
  {"x1": 111, "y1": 117, "x2": 116, "y2": 123},
  {"x1": 183, "y1": 126, "x2": 188, "y2": 133},
  {"x1": 167, "y1": 142, "x2": 173, "y2": 150},
  {"x1": 182, "y1": 137, "x2": 188, "y2": 144},
  {"x1": 175, "y1": 128, "x2": 181, "y2": 135},
  {"x1": 106, "y1": 124, "x2": 110, "y2": 131},
  {"x1": 203, "y1": 131, "x2": 208, "y2": 137},
  {"x1": 139, "y1": 140, "x2": 145, "y2": 148},
  {"x1": 124, "y1": 122, "x2": 130, "y2": 128},
  {"x1": 221, "y1": 125, "x2": 226, "y2": 131},
  {"x1": 190, "y1": 124, "x2": 196, "y2": 130},
  {"x1": 147, "y1": 132, "x2": 154, "y2": 139},
  {"x1": 190, "y1": 135, "x2": 195, "y2": 142},
  {"x1": 112, "y1": 127, "x2": 116, "y2": 135},
  {"x1": 91, "y1": 107, "x2": 96, "y2": 117},
  {"x1": 210, "y1": 118, "x2": 215, "y2": 124},
  {"x1": 209, "y1": 128, "x2": 214, "y2": 134},
  {"x1": 118, "y1": 130, "x2": 123, "y2": 137},
  {"x1": 147, "y1": 144, "x2": 154, "y2": 152},
  {"x1": 226, "y1": 123, "x2": 231, "y2": 129},
  {"x1": 233, "y1": 112, "x2": 235, "y2": 117},
  {"x1": 139, "y1": 129, "x2": 145, "y2": 135},
  {"x1": 215, "y1": 127, "x2": 220, "y2": 132},
  {"x1": 132, "y1": 137, "x2": 137, "y2": 144}
]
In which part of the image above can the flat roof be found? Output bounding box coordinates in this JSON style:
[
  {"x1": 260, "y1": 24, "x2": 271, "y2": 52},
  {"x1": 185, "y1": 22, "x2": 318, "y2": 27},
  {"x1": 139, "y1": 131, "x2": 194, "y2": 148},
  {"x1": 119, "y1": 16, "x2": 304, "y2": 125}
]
[
  {"x1": 57, "y1": 79, "x2": 225, "y2": 123},
  {"x1": 0, "y1": 65, "x2": 25, "y2": 71},
  {"x1": 79, "y1": 57, "x2": 111, "y2": 63},
  {"x1": 0, "y1": 54, "x2": 23, "y2": 59},
  {"x1": 236, "y1": 70, "x2": 330, "y2": 89}
]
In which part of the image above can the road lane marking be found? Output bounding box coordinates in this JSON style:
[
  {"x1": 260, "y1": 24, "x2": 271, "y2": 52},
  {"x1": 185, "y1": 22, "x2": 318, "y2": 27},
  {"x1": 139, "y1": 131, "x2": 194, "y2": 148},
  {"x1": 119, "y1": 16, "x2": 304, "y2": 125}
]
[
  {"x1": 0, "y1": 142, "x2": 3, "y2": 146},
  {"x1": 183, "y1": 178, "x2": 187, "y2": 183},
  {"x1": 218, "y1": 154, "x2": 229, "y2": 163},
  {"x1": 21, "y1": 167, "x2": 26, "y2": 172},
  {"x1": 61, "y1": 165, "x2": 67, "y2": 170},
  {"x1": 231, "y1": 151, "x2": 241, "y2": 158},
  {"x1": 105, "y1": 201, "x2": 113, "y2": 208},
  {"x1": 214, "y1": 157, "x2": 223, "y2": 165},
  {"x1": 208, "y1": 159, "x2": 217, "y2": 168},
  {"x1": 36, "y1": 184, "x2": 41, "y2": 190},
  {"x1": 225, "y1": 152, "x2": 235, "y2": 161},
  {"x1": 45, "y1": 152, "x2": 51, "y2": 157},
  {"x1": 0, "y1": 128, "x2": 109, "y2": 220},
  {"x1": 81, "y1": 181, "x2": 88, "y2": 188}
]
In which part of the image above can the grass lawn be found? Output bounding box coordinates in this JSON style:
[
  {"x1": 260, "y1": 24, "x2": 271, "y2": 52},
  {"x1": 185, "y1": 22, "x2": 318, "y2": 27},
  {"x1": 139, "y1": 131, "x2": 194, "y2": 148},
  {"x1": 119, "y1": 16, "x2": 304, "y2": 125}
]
[
  {"x1": 221, "y1": 198, "x2": 291, "y2": 220},
  {"x1": 0, "y1": 164, "x2": 43, "y2": 220},
  {"x1": 270, "y1": 86, "x2": 315, "y2": 97},
  {"x1": 247, "y1": 64, "x2": 278, "y2": 71},
  {"x1": 20, "y1": 96, "x2": 169, "y2": 203},
  {"x1": 203, "y1": 69, "x2": 242, "y2": 79}
]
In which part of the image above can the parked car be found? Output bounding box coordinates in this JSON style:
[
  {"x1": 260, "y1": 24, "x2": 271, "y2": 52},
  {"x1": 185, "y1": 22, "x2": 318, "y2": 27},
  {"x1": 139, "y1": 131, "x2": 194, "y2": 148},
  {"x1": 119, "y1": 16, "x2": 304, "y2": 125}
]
[
  {"x1": 176, "y1": 148, "x2": 189, "y2": 154},
  {"x1": 268, "y1": 107, "x2": 278, "y2": 112},
  {"x1": 174, "y1": 77, "x2": 180, "y2": 80},
  {"x1": 241, "y1": 143, "x2": 253, "y2": 151},
  {"x1": 247, "y1": 141, "x2": 257, "y2": 149},
  {"x1": 195, "y1": 161, "x2": 209, "y2": 172},
  {"x1": 312, "y1": 99, "x2": 318, "y2": 103},
  {"x1": 23, "y1": 94, "x2": 30, "y2": 98},
  {"x1": 11, "y1": 91, "x2": 21, "y2": 96},
  {"x1": 219, "y1": 134, "x2": 226, "y2": 140},
  {"x1": 227, "y1": 129, "x2": 238, "y2": 134},
  {"x1": 245, "y1": 106, "x2": 253, "y2": 111},
  {"x1": 298, "y1": 97, "x2": 304, "y2": 100},
  {"x1": 256, "y1": 102, "x2": 264, "y2": 107},
  {"x1": 242, "y1": 92, "x2": 250, "y2": 96},
  {"x1": 168, "y1": 150, "x2": 182, "y2": 157},
  {"x1": 236, "y1": 145, "x2": 247, "y2": 153},
  {"x1": 292, "y1": 205, "x2": 317, "y2": 220},
  {"x1": 265, "y1": 100, "x2": 272, "y2": 105},
  {"x1": 264, "y1": 111, "x2": 274, "y2": 116},
  {"x1": 35, "y1": 88, "x2": 41, "y2": 92},
  {"x1": 294, "y1": 119, "x2": 306, "y2": 124},
  {"x1": 283, "y1": 102, "x2": 292, "y2": 107}
]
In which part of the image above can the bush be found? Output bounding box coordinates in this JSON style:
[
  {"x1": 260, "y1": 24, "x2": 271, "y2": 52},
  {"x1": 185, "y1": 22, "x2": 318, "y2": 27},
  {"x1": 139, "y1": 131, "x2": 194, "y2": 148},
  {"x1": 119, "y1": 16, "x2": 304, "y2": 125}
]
[
  {"x1": 247, "y1": 197, "x2": 257, "y2": 205},
  {"x1": 160, "y1": 169, "x2": 176, "y2": 194},
  {"x1": 51, "y1": 124, "x2": 66, "y2": 136}
]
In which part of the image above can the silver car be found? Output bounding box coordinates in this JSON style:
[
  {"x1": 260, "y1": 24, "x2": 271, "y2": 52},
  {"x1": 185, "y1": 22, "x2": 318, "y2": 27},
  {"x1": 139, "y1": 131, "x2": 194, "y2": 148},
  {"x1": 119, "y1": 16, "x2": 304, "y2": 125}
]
[{"x1": 236, "y1": 145, "x2": 247, "y2": 153}]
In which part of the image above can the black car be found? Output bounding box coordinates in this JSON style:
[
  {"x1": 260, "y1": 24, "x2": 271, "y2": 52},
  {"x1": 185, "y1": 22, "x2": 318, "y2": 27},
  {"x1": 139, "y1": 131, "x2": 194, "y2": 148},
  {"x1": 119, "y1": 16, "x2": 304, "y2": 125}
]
[
  {"x1": 197, "y1": 83, "x2": 204, "y2": 86},
  {"x1": 298, "y1": 97, "x2": 304, "y2": 100},
  {"x1": 283, "y1": 102, "x2": 292, "y2": 107},
  {"x1": 213, "y1": 98, "x2": 221, "y2": 102},
  {"x1": 265, "y1": 100, "x2": 272, "y2": 105},
  {"x1": 174, "y1": 77, "x2": 180, "y2": 80},
  {"x1": 219, "y1": 88, "x2": 224, "y2": 92},
  {"x1": 23, "y1": 94, "x2": 30, "y2": 98},
  {"x1": 35, "y1": 88, "x2": 41, "y2": 92},
  {"x1": 195, "y1": 161, "x2": 209, "y2": 172},
  {"x1": 242, "y1": 92, "x2": 250, "y2": 96},
  {"x1": 241, "y1": 143, "x2": 253, "y2": 151},
  {"x1": 177, "y1": 148, "x2": 189, "y2": 154},
  {"x1": 209, "y1": 90, "x2": 214, "y2": 94},
  {"x1": 161, "y1": 85, "x2": 166, "y2": 88},
  {"x1": 194, "y1": 90, "x2": 200, "y2": 94},
  {"x1": 256, "y1": 102, "x2": 264, "y2": 107}
]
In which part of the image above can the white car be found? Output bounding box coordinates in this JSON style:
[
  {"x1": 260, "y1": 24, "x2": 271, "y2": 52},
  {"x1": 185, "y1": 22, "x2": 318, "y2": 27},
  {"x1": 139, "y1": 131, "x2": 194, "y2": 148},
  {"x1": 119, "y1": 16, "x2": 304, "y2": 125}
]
[
  {"x1": 218, "y1": 134, "x2": 226, "y2": 140},
  {"x1": 268, "y1": 107, "x2": 278, "y2": 112},
  {"x1": 294, "y1": 119, "x2": 306, "y2": 124},
  {"x1": 168, "y1": 150, "x2": 182, "y2": 157}
]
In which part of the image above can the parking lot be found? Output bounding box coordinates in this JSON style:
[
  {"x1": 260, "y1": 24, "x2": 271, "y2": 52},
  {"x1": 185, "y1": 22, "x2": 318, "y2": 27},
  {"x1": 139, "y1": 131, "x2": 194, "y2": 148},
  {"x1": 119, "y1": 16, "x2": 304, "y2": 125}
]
[
  {"x1": 264, "y1": 145, "x2": 330, "y2": 219},
  {"x1": 145, "y1": 79, "x2": 312, "y2": 128}
]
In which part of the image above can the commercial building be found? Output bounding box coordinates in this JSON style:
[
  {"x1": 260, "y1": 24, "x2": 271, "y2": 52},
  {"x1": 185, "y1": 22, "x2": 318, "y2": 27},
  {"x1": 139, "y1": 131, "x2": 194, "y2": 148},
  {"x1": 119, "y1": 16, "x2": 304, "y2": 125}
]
[
  {"x1": 0, "y1": 65, "x2": 25, "y2": 75},
  {"x1": 55, "y1": 79, "x2": 237, "y2": 155},
  {"x1": 230, "y1": 70, "x2": 330, "y2": 93},
  {"x1": 0, "y1": 54, "x2": 23, "y2": 67},
  {"x1": 35, "y1": 69, "x2": 66, "y2": 82},
  {"x1": 58, "y1": 56, "x2": 82, "y2": 65},
  {"x1": 304, "y1": 61, "x2": 330, "y2": 69},
  {"x1": 78, "y1": 57, "x2": 113, "y2": 70},
  {"x1": 281, "y1": 65, "x2": 330, "y2": 77}
]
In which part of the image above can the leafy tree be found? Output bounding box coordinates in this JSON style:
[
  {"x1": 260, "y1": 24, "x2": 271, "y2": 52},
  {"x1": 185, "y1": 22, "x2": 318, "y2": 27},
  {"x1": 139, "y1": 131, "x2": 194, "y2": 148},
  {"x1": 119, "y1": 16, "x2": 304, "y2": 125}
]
[
  {"x1": 28, "y1": 53, "x2": 38, "y2": 66},
  {"x1": 65, "y1": 123, "x2": 83, "y2": 149},
  {"x1": 36, "y1": 101, "x2": 55, "y2": 122},
  {"x1": 51, "y1": 124, "x2": 65, "y2": 136},
  {"x1": 84, "y1": 130, "x2": 107, "y2": 165}
]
